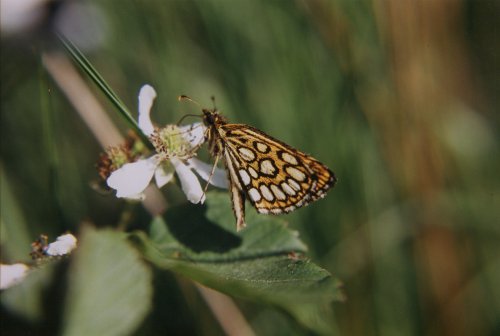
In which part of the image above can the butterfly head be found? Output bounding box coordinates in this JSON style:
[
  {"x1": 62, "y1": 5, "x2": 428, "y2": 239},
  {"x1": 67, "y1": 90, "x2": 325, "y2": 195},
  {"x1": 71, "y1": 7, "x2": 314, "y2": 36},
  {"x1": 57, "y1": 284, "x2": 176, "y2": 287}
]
[
  {"x1": 178, "y1": 95, "x2": 227, "y2": 127},
  {"x1": 202, "y1": 108, "x2": 227, "y2": 127}
]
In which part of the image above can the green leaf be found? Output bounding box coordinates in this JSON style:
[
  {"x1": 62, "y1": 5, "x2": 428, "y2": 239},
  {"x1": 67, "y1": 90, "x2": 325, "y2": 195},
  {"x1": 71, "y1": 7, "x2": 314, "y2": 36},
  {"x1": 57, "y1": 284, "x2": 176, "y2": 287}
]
[
  {"x1": 148, "y1": 192, "x2": 307, "y2": 260},
  {"x1": 62, "y1": 227, "x2": 152, "y2": 336},
  {"x1": 0, "y1": 167, "x2": 33, "y2": 260},
  {"x1": 131, "y1": 192, "x2": 343, "y2": 334}
]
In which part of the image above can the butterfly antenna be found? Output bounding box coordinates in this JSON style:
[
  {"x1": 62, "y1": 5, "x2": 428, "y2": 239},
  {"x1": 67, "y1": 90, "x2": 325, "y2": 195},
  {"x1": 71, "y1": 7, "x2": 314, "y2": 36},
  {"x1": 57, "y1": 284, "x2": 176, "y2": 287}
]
[
  {"x1": 177, "y1": 95, "x2": 204, "y2": 125},
  {"x1": 211, "y1": 95, "x2": 217, "y2": 111},
  {"x1": 176, "y1": 113, "x2": 202, "y2": 125},
  {"x1": 178, "y1": 95, "x2": 201, "y2": 107}
]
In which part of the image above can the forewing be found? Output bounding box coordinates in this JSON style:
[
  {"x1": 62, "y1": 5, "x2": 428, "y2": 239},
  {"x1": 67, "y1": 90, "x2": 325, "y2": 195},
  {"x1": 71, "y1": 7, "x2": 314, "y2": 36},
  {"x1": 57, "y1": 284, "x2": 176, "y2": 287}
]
[{"x1": 219, "y1": 124, "x2": 336, "y2": 215}]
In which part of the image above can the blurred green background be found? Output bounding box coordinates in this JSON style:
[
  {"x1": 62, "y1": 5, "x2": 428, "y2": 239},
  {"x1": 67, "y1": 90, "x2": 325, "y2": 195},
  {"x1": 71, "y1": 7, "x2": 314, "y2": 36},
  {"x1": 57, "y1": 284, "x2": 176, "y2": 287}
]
[{"x1": 1, "y1": 0, "x2": 499, "y2": 335}]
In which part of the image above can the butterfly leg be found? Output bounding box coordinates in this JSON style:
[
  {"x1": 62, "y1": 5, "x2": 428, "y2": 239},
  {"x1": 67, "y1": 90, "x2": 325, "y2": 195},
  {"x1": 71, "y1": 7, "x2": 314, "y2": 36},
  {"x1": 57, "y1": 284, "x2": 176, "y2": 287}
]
[{"x1": 197, "y1": 152, "x2": 222, "y2": 204}]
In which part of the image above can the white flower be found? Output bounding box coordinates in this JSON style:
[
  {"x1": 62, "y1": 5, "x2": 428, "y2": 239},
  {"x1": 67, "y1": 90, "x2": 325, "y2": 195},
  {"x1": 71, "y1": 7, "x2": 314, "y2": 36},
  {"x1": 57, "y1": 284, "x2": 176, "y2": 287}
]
[
  {"x1": 0, "y1": 263, "x2": 29, "y2": 290},
  {"x1": 107, "y1": 84, "x2": 228, "y2": 203},
  {"x1": 44, "y1": 233, "x2": 78, "y2": 256}
]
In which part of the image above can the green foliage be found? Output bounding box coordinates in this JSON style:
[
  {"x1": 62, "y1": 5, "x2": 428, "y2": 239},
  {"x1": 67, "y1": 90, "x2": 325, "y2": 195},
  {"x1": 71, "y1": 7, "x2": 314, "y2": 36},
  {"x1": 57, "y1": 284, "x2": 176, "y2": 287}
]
[
  {"x1": 0, "y1": 193, "x2": 341, "y2": 335},
  {"x1": 0, "y1": 167, "x2": 33, "y2": 260},
  {"x1": 132, "y1": 192, "x2": 342, "y2": 334},
  {"x1": 62, "y1": 227, "x2": 152, "y2": 336}
]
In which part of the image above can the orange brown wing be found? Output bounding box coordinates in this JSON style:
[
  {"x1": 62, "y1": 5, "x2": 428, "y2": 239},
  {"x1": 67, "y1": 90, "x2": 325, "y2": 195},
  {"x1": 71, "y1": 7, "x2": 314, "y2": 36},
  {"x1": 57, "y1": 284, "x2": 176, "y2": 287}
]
[{"x1": 218, "y1": 124, "x2": 336, "y2": 215}]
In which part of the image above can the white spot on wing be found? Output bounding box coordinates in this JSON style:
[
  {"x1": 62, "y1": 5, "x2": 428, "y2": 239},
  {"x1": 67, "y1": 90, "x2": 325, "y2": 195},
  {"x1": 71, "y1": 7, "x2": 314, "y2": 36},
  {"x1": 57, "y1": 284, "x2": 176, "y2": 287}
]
[
  {"x1": 259, "y1": 185, "x2": 274, "y2": 201},
  {"x1": 248, "y1": 166, "x2": 259, "y2": 178},
  {"x1": 237, "y1": 147, "x2": 256, "y2": 162},
  {"x1": 285, "y1": 166, "x2": 306, "y2": 182},
  {"x1": 248, "y1": 188, "x2": 261, "y2": 202},
  {"x1": 258, "y1": 208, "x2": 269, "y2": 214},
  {"x1": 281, "y1": 182, "x2": 296, "y2": 196},
  {"x1": 270, "y1": 184, "x2": 286, "y2": 200},
  {"x1": 239, "y1": 169, "x2": 251, "y2": 185},
  {"x1": 281, "y1": 152, "x2": 298, "y2": 165},
  {"x1": 287, "y1": 178, "x2": 301, "y2": 191},
  {"x1": 260, "y1": 159, "x2": 276, "y2": 175},
  {"x1": 255, "y1": 142, "x2": 269, "y2": 153}
]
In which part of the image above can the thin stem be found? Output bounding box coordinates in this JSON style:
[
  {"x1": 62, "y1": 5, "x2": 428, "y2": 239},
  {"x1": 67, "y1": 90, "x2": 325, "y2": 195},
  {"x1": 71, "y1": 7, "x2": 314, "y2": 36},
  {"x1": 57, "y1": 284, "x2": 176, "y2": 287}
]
[{"x1": 57, "y1": 34, "x2": 154, "y2": 150}]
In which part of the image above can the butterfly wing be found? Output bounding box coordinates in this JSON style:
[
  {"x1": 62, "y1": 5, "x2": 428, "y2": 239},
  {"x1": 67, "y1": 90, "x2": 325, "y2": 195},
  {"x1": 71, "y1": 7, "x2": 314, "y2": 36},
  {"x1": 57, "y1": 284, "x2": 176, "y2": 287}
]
[{"x1": 219, "y1": 124, "x2": 336, "y2": 215}]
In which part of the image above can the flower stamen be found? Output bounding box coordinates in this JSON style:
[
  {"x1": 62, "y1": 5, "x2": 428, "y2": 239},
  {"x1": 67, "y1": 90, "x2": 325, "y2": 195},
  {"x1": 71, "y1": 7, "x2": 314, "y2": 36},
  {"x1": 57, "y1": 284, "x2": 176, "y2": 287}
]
[{"x1": 150, "y1": 125, "x2": 200, "y2": 161}]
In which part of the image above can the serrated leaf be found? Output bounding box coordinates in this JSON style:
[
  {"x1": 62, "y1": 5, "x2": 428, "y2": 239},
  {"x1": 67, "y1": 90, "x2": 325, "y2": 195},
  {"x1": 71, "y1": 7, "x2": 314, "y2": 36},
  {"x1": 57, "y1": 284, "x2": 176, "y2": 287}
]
[
  {"x1": 62, "y1": 227, "x2": 152, "y2": 336},
  {"x1": 131, "y1": 192, "x2": 343, "y2": 334}
]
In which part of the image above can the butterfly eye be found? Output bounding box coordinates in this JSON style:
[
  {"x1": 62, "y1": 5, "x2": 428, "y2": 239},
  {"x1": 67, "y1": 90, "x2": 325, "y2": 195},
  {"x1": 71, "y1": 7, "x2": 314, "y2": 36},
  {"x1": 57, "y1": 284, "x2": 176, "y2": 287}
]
[{"x1": 202, "y1": 110, "x2": 215, "y2": 124}]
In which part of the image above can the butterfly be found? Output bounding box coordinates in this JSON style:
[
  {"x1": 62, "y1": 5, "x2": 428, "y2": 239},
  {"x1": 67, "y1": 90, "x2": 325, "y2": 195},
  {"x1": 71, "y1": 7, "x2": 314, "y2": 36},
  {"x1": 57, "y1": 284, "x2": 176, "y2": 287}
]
[{"x1": 180, "y1": 96, "x2": 336, "y2": 231}]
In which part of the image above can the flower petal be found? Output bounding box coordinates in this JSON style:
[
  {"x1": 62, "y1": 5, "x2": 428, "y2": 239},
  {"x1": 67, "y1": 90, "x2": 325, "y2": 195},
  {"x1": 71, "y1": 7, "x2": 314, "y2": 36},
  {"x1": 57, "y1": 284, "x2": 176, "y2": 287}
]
[
  {"x1": 107, "y1": 156, "x2": 159, "y2": 199},
  {"x1": 138, "y1": 84, "x2": 157, "y2": 136},
  {"x1": 178, "y1": 122, "x2": 206, "y2": 148},
  {"x1": 188, "y1": 157, "x2": 229, "y2": 189},
  {"x1": 154, "y1": 164, "x2": 174, "y2": 188},
  {"x1": 171, "y1": 157, "x2": 205, "y2": 204},
  {"x1": 45, "y1": 234, "x2": 78, "y2": 256},
  {"x1": 0, "y1": 263, "x2": 29, "y2": 290}
]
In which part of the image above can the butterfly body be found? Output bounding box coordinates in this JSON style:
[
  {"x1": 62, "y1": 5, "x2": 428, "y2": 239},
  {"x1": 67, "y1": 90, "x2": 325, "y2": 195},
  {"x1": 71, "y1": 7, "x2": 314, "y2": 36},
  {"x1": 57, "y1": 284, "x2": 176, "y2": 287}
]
[{"x1": 202, "y1": 108, "x2": 336, "y2": 230}]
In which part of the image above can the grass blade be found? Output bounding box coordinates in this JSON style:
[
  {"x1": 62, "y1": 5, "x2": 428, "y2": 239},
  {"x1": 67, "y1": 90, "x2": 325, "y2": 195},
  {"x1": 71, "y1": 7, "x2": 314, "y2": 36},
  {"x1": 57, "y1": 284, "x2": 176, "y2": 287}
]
[{"x1": 58, "y1": 34, "x2": 153, "y2": 149}]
